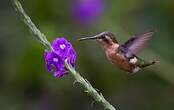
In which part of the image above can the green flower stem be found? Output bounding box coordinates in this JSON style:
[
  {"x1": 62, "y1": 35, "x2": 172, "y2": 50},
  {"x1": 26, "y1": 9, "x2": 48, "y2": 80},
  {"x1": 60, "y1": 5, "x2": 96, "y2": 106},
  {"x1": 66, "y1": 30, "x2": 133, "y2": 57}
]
[
  {"x1": 12, "y1": 0, "x2": 116, "y2": 110},
  {"x1": 12, "y1": 0, "x2": 52, "y2": 51},
  {"x1": 65, "y1": 60, "x2": 116, "y2": 110}
]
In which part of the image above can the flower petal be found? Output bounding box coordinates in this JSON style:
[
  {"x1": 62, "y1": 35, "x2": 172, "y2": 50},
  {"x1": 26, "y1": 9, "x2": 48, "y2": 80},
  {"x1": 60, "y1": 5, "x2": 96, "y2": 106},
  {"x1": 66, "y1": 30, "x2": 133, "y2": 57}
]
[{"x1": 44, "y1": 37, "x2": 77, "y2": 78}]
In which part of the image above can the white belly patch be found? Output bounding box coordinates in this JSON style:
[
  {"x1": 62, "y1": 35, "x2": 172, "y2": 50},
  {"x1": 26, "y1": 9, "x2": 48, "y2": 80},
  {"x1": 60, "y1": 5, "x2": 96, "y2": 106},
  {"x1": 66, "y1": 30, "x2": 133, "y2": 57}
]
[{"x1": 129, "y1": 57, "x2": 138, "y2": 64}]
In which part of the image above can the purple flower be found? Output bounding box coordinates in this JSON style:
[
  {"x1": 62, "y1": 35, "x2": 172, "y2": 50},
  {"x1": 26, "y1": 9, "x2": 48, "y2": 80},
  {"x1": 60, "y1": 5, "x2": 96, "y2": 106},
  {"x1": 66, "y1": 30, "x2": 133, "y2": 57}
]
[
  {"x1": 71, "y1": 0, "x2": 105, "y2": 25},
  {"x1": 44, "y1": 38, "x2": 77, "y2": 78}
]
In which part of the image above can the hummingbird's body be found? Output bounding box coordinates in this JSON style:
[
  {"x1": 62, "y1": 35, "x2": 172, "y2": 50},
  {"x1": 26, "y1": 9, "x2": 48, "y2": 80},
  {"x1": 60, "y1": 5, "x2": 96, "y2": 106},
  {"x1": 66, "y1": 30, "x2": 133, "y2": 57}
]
[
  {"x1": 79, "y1": 30, "x2": 158, "y2": 73},
  {"x1": 104, "y1": 43, "x2": 135, "y2": 73}
]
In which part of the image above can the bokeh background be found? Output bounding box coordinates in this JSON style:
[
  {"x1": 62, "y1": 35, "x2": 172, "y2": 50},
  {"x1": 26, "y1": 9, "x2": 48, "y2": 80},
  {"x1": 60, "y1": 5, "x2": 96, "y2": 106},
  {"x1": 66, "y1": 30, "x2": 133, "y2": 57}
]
[{"x1": 1, "y1": 0, "x2": 174, "y2": 110}]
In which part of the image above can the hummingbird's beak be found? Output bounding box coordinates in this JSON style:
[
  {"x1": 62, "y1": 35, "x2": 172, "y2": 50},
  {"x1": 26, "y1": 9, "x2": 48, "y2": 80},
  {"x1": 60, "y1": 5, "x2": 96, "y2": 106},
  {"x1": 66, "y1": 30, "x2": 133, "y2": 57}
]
[{"x1": 78, "y1": 35, "x2": 100, "y2": 41}]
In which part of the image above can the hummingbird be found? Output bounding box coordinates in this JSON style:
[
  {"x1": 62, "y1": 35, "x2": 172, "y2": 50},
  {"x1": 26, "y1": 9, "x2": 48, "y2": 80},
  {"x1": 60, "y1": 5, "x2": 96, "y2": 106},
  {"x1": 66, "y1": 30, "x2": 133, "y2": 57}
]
[{"x1": 78, "y1": 30, "x2": 159, "y2": 73}]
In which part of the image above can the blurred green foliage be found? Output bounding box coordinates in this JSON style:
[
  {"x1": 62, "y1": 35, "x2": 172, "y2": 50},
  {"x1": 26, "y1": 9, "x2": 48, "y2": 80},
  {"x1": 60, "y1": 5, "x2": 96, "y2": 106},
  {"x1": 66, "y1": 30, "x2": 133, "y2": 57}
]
[{"x1": 0, "y1": 0, "x2": 174, "y2": 110}]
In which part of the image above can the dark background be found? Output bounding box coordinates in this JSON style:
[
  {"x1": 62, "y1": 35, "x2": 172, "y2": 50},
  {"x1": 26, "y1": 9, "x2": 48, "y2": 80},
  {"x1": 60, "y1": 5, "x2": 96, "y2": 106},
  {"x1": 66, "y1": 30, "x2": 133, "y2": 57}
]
[{"x1": 0, "y1": 0, "x2": 174, "y2": 110}]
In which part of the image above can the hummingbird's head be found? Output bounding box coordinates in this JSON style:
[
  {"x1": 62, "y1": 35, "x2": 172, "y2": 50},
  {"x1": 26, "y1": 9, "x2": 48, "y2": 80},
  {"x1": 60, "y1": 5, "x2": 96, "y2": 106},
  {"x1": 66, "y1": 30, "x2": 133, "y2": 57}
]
[{"x1": 78, "y1": 32, "x2": 118, "y2": 46}]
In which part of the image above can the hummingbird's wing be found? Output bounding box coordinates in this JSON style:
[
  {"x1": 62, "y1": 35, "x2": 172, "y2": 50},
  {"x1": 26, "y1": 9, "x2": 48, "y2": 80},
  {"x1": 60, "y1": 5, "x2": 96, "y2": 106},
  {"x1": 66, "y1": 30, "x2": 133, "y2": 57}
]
[{"x1": 119, "y1": 30, "x2": 155, "y2": 58}]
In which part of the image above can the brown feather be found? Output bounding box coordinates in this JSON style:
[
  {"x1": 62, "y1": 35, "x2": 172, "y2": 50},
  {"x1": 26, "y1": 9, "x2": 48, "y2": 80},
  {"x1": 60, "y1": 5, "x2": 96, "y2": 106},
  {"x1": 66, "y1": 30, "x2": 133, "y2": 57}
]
[{"x1": 105, "y1": 44, "x2": 135, "y2": 72}]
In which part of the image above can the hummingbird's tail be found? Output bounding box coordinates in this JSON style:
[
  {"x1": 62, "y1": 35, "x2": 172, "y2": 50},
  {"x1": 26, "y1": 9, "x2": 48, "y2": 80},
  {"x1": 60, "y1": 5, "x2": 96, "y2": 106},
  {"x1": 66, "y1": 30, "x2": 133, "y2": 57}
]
[{"x1": 138, "y1": 60, "x2": 159, "y2": 68}]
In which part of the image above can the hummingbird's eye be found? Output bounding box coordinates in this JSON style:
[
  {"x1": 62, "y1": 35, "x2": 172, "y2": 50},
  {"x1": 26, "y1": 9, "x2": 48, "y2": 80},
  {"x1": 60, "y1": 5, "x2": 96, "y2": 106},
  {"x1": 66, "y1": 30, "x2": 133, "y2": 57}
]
[
  {"x1": 101, "y1": 35, "x2": 110, "y2": 43},
  {"x1": 101, "y1": 35, "x2": 106, "y2": 39}
]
